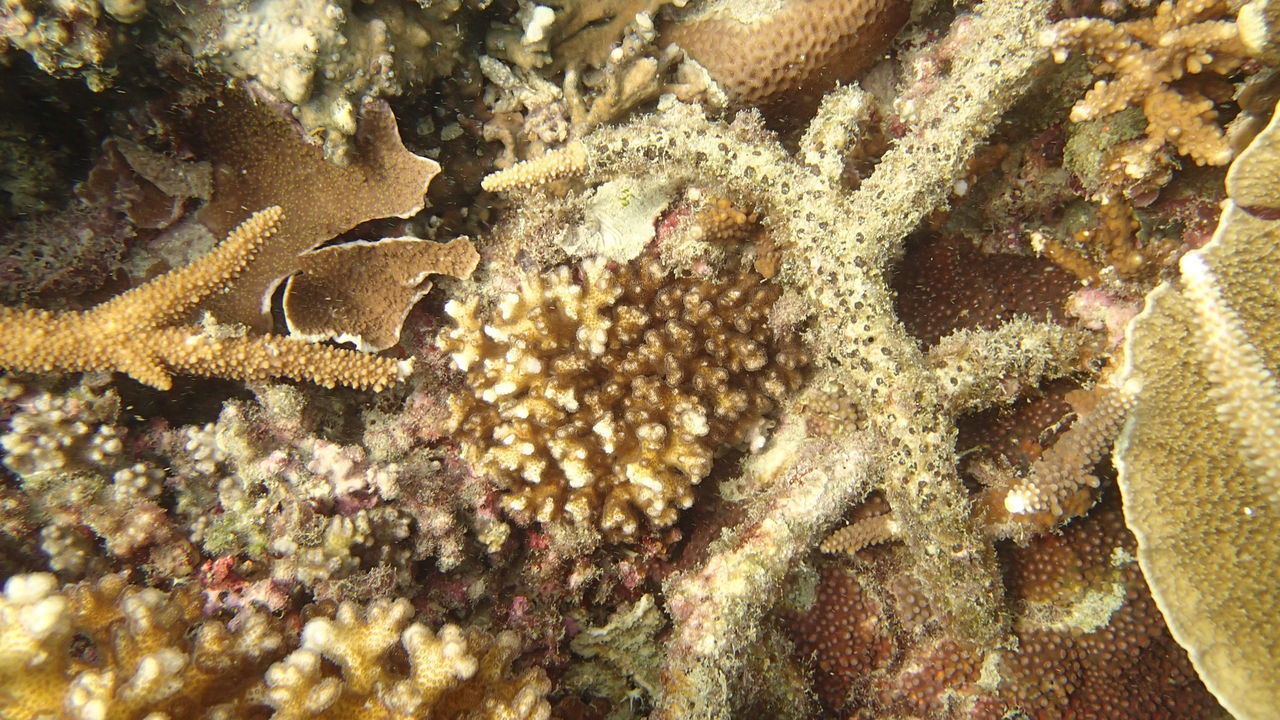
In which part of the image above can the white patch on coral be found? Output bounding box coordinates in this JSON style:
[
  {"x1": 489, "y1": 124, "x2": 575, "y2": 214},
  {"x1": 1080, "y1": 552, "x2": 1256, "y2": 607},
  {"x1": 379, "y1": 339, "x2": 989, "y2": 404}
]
[{"x1": 558, "y1": 177, "x2": 675, "y2": 263}]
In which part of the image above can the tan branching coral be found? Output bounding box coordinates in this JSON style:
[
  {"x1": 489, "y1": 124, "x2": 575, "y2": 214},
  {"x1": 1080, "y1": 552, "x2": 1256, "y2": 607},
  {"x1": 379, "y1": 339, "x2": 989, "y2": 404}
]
[
  {"x1": 1114, "y1": 97, "x2": 1280, "y2": 720},
  {"x1": 660, "y1": 0, "x2": 910, "y2": 108},
  {"x1": 999, "y1": 386, "x2": 1135, "y2": 529},
  {"x1": 439, "y1": 259, "x2": 807, "y2": 537},
  {"x1": 284, "y1": 236, "x2": 480, "y2": 352},
  {"x1": 195, "y1": 92, "x2": 442, "y2": 334},
  {"x1": 1042, "y1": 0, "x2": 1252, "y2": 165},
  {"x1": 0, "y1": 572, "x2": 287, "y2": 720},
  {"x1": 0, "y1": 207, "x2": 412, "y2": 391},
  {"x1": 481, "y1": 141, "x2": 589, "y2": 192},
  {"x1": 0, "y1": 573, "x2": 552, "y2": 720}
]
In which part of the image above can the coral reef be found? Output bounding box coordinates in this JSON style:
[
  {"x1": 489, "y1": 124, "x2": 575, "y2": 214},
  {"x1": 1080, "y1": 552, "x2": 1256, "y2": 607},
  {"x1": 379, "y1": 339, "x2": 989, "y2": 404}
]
[
  {"x1": 660, "y1": 0, "x2": 910, "y2": 110},
  {"x1": 170, "y1": 0, "x2": 477, "y2": 162},
  {"x1": 1042, "y1": 0, "x2": 1251, "y2": 165},
  {"x1": 192, "y1": 91, "x2": 452, "y2": 336},
  {"x1": 439, "y1": 259, "x2": 807, "y2": 538},
  {"x1": 0, "y1": 207, "x2": 412, "y2": 391},
  {"x1": 2, "y1": 0, "x2": 1275, "y2": 716},
  {"x1": 790, "y1": 497, "x2": 1225, "y2": 719},
  {"x1": 0, "y1": 572, "x2": 552, "y2": 720},
  {"x1": 1114, "y1": 95, "x2": 1280, "y2": 719}
]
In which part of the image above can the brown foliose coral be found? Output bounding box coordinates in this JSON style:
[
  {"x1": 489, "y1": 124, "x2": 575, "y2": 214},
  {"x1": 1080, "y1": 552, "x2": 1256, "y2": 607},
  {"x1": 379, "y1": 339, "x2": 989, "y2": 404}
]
[{"x1": 439, "y1": 259, "x2": 808, "y2": 538}]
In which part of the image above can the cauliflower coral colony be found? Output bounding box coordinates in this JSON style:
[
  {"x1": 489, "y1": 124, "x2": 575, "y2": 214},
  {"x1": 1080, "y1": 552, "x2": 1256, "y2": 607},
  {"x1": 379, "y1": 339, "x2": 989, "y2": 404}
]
[{"x1": 3, "y1": 0, "x2": 1280, "y2": 717}]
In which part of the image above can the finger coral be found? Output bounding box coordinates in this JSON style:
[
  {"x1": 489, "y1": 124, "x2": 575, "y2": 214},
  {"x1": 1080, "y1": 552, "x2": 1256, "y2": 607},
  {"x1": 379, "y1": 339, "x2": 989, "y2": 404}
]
[
  {"x1": 439, "y1": 259, "x2": 808, "y2": 538},
  {"x1": 1042, "y1": 0, "x2": 1251, "y2": 165},
  {"x1": 0, "y1": 207, "x2": 412, "y2": 391},
  {"x1": 0, "y1": 572, "x2": 286, "y2": 720},
  {"x1": 268, "y1": 599, "x2": 551, "y2": 720},
  {"x1": 0, "y1": 573, "x2": 553, "y2": 720},
  {"x1": 1114, "y1": 96, "x2": 1280, "y2": 720}
]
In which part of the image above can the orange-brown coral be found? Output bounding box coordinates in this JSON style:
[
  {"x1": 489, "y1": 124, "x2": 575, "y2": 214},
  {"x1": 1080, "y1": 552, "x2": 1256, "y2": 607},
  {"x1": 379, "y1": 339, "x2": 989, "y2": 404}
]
[
  {"x1": 788, "y1": 498, "x2": 1224, "y2": 719},
  {"x1": 660, "y1": 0, "x2": 910, "y2": 109},
  {"x1": 193, "y1": 90, "x2": 440, "y2": 334},
  {"x1": 1042, "y1": 0, "x2": 1252, "y2": 165},
  {"x1": 439, "y1": 259, "x2": 807, "y2": 538},
  {"x1": 0, "y1": 207, "x2": 412, "y2": 391}
]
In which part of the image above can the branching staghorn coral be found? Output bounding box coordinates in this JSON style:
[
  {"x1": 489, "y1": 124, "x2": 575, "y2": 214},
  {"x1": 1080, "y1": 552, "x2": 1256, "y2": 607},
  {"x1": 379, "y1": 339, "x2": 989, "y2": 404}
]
[
  {"x1": 1042, "y1": 0, "x2": 1252, "y2": 166},
  {"x1": 440, "y1": 259, "x2": 807, "y2": 538},
  {"x1": 483, "y1": 0, "x2": 1085, "y2": 714},
  {"x1": 0, "y1": 207, "x2": 412, "y2": 391},
  {"x1": 1114, "y1": 96, "x2": 1280, "y2": 720}
]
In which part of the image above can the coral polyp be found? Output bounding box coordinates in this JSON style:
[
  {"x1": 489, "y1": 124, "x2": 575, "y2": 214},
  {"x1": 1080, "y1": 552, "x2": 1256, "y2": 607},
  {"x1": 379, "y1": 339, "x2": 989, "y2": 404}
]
[{"x1": 439, "y1": 259, "x2": 807, "y2": 537}]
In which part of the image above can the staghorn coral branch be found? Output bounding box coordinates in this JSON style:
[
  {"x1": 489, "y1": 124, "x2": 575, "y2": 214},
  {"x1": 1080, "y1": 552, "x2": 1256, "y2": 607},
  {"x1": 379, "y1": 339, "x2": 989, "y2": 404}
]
[{"x1": 0, "y1": 208, "x2": 412, "y2": 392}]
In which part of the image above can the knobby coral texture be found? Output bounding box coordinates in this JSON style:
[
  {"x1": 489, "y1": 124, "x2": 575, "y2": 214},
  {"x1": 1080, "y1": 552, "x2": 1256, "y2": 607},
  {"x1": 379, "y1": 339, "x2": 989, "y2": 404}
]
[
  {"x1": 1, "y1": 0, "x2": 1277, "y2": 718},
  {"x1": 439, "y1": 259, "x2": 807, "y2": 538}
]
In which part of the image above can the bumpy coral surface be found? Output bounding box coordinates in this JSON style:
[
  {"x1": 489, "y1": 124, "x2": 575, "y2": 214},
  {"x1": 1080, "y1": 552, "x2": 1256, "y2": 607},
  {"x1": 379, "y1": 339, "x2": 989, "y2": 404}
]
[
  {"x1": 440, "y1": 259, "x2": 807, "y2": 537},
  {"x1": 789, "y1": 499, "x2": 1224, "y2": 719},
  {"x1": 0, "y1": 573, "x2": 551, "y2": 720},
  {"x1": 662, "y1": 0, "x2": 910, "y2": 109}
]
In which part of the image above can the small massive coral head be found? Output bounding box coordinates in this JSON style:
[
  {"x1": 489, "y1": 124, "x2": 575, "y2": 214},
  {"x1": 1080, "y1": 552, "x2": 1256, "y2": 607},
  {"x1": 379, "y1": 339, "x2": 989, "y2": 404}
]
[
  {"x1": 1114, "y1": 96, "x2": 1280, "y2": 720},
  {"x1": 0, "y1": 207, "x2": 412, "y2": 391},
  {"x1": 661, "y1": 0, "x2": 910, "y2": 109},
  {"x1": 439, "y1": 259, "x2": 808, "y2": 538},
  {"x1": 1041, "y1": 0, "x2": 1251, "y2": 166}
]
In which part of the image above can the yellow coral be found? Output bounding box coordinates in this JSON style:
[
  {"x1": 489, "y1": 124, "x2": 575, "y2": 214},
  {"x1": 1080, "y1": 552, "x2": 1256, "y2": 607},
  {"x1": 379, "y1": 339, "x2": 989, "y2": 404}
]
[
  {"x1": 0, "y1": 207, "x2": 412, "y2": 391},
  {"x1": 0, "y1": 572, "x2": 284, "y2": 720},
  {"x1": 0, "y1": 574, "x2": 552, "y2": 720},
  {"x1": 265, "y1": 598, "x2": 551, "y2": 720},
  {"x1": 439, "y1": 259, "x2": 807, "y2": 537},
  {"x1": 1042, "y1": 0, "x2": 1251, "y2": 165}
]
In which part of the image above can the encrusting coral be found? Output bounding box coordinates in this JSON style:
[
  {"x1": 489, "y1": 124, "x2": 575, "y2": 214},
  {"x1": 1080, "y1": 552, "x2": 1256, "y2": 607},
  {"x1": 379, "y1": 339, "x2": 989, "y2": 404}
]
[
  {"x1": 0, "y1": 572, "x2": 552, "y2": 720},
  {"x1": 1042, "y1": 0, "x2": 1252, "y2": 165},
  {"x1": 0, "y1": 206, "x2": 411, "y2": 391},
  {"x1": 1113, "y1": 95, "x2": 1280, "y2": 720},
  {"x1": 439, "y1": 259, "x2": 807, "y2": 538}
]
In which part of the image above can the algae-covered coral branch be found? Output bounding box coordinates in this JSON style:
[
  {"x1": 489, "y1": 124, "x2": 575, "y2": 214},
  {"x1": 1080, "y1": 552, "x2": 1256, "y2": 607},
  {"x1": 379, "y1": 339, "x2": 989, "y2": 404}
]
[{"x1": 0, "y1": 207, "x2": 412, "y2": 391}]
